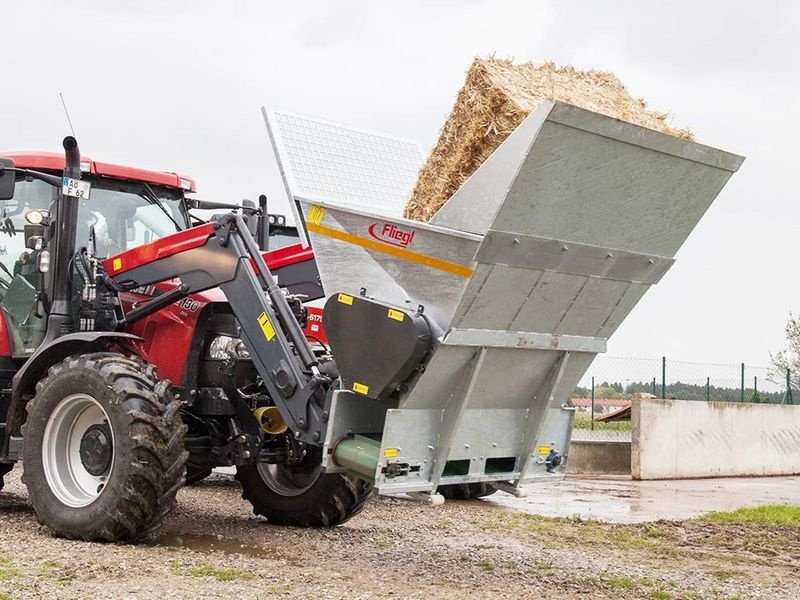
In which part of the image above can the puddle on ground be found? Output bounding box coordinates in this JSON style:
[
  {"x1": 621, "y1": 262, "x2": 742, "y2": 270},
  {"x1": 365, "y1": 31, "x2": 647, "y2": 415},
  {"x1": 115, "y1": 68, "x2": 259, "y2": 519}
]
[
  {"x1": 484, "y1": 475, "x2": 800, "y2": 523},
  {"x1": 150, "y1": 532, "x2": 285, "y2": 561}
]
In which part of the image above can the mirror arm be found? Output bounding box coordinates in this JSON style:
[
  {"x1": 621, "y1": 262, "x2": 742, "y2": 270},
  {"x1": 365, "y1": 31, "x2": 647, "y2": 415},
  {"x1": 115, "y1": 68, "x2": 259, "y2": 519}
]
[{"x1": 3, "y1": 167, "x2": 63, "y2": 189}]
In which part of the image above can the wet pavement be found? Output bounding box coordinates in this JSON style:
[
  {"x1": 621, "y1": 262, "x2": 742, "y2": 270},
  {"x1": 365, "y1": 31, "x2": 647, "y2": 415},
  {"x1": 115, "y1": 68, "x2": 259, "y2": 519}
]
[{"x1": 487, "y1": 474, "x2": 800, "y2": 522}]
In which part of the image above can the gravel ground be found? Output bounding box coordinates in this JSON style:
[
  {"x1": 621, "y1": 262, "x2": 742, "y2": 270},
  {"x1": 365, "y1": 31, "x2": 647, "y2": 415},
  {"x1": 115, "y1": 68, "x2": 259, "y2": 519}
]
[{"x1": 1, "y1": 465, "x2": 798, "y2": 599}]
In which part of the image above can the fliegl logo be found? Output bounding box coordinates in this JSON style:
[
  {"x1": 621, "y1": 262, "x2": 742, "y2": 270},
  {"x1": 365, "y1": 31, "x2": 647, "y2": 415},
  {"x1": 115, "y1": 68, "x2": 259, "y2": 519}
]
[{"x1": 368, "y1": 223, "x2": 416, "y2": 248}]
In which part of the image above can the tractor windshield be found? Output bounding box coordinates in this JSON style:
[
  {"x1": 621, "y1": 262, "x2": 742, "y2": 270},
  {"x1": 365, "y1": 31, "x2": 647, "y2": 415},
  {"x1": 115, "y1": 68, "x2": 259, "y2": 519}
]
[{"x1": 0, "y1": 176, "x2": 189, "y2": 274}]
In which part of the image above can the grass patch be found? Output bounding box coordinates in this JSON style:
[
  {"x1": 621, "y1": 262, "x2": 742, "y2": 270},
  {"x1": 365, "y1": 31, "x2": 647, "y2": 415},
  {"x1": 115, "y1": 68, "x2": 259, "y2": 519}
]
[
  {"x1": 171, "y1": 561, "x2": 254, "y2": 582},
  {"x1": 707, "y1": 569, "x2": 738, "y2": 581},
  {"x1": 702, "y1": 505, "x2": 800, "y2": 526},
  {"x1": 0, "y1": 594, "x2": 12, "y2": 600},
  {"x1": 606, "y1": 575, "x2": 636, "y2": 589},
  {"x1": 572, "y1": 412, "x2": 632, "y2": 432},
  {"x1": 476, "y1": 560, "x2": 494, "y2": 572},
  {"x1": 650, "y1": 591, "x2": 671, "y2": 600},
  {"x1": 481, "y1": 512, "x2": 678, "y2": 557},
  {"x1": 0, "y1": 557, "x2": 19, "y2": 581}
]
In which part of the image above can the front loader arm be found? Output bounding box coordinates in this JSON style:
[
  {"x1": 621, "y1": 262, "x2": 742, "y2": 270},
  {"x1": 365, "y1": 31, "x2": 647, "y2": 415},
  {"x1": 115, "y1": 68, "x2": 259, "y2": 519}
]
[{"x1": 102, "y1": 214, "x2": 330, "y2": 445}]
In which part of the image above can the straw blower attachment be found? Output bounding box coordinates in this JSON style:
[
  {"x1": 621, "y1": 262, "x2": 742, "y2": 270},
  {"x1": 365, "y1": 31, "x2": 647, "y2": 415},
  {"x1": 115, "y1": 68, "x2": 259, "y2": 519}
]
[{"x1": 297, "y1": 101, "x2": 744, "y2": 501}]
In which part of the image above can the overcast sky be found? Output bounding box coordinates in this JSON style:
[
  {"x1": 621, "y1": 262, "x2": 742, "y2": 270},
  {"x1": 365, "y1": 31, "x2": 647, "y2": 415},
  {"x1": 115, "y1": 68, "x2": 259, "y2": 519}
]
[{"x1": 2, "y1": 1, "x2": 798, "y2": 368}]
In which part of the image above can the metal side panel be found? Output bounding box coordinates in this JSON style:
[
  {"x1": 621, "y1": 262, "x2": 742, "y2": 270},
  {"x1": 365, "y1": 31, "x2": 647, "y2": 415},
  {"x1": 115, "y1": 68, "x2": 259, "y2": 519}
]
[
  {"x1": 488, "y1": 103, "x2": 744, "y2": 258},
  {"x1": 374, "y1": 404, "x2": 578, "y2": 494},
  {"x1": 298, "y1": 200, "x2": 480, "y2": 330}
]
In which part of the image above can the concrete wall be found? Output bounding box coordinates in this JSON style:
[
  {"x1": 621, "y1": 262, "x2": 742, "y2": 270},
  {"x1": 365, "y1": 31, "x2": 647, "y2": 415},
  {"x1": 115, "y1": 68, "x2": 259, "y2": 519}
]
[
  {"x1": 567, "y1": 441, "x2": 631, "y2": 475},
  {"x1": 632, "y1": 398, "x2": 800, "y2": 480}
]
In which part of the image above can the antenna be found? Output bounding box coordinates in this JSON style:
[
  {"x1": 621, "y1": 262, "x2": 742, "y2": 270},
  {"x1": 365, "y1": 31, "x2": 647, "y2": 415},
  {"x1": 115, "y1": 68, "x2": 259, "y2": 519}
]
[{"x1": 59, "y1": 92, "x2": 76, "y2": 137}]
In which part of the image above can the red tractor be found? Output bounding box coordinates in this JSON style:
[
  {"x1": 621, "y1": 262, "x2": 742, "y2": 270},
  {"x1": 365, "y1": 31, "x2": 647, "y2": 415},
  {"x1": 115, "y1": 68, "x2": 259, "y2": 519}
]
[{"x1": 0, "y1": 138, "x2": 365, "y2": 541}]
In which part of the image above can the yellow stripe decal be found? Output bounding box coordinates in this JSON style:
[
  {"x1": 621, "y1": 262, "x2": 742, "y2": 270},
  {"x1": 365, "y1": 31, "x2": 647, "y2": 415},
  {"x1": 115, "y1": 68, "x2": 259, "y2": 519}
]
[{"x1": 305, "y1": 222, "x2": 474, "y2": 279}]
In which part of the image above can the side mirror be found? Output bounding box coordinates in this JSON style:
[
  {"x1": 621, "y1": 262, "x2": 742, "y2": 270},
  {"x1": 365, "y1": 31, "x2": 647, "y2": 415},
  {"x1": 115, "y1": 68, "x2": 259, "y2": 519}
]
[
  {"x1": 241, "y1": 199, "x2": 259, "y2": 239},
  {"x1": 0, "y1": 158, "x2": 16, "y2": 201}
]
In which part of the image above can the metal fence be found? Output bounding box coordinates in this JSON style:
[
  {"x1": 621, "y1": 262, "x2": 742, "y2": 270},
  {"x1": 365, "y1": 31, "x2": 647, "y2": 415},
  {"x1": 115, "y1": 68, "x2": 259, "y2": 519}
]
[{"x1": 568, "y1": 355, "x2": 796, "y2": 442}]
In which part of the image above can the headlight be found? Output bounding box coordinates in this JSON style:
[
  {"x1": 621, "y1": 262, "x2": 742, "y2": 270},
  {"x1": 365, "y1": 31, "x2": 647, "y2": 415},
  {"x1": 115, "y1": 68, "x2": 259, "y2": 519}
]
[{"x1": 206, "y1": 335, "x2": 251, "y2": 360}]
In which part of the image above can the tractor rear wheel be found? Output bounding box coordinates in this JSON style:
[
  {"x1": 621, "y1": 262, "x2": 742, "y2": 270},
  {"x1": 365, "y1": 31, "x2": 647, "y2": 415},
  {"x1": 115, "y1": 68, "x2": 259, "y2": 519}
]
[
  {"x1": 21, "y1": 352, "x2": 187, "y2": 542},
  {"x1": 236, "y1": 459, "x2": 372, "y2": 527},
  {"x1": 437, "y1": 482, "x2": 498, "y2": 500}
]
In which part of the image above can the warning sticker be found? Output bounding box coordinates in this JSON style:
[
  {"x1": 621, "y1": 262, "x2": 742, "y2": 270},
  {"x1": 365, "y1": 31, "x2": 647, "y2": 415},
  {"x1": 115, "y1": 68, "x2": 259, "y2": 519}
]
[
  {"x1": 337, "y1": 293, "x2": 353, "y2": 306},
  {"x1": 112, "y1": 257, "x2": 122, "y2": 272},
  {"x1": 352, "y1": 382, "x2": 369, "y2": 395},
  {"x1": 384, "y1": 448, "x2": 399, "y2": 458},
  {"x1": 387, "y1": 309, "x2": 404, "y2": 322},
  {"x1": 257, "y1": 311, "x2": 275, "y2": 341},
  {"x1": 537, "y1": 445, "x2": 552, "y2": 455}
]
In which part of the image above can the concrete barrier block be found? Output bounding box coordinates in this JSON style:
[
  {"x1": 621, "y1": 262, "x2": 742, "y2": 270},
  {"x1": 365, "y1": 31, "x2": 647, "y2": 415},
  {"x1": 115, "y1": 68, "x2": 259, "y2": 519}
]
[{"x1": 632, "y1": 398, "x2": 800, "y2": 479}]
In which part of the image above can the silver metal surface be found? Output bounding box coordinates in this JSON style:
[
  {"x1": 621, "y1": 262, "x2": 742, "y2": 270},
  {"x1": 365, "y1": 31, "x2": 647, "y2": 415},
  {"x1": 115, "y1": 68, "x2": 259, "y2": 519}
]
[
  {"x1": 298, "y1": 200, "x2": 480, "y2": 330},
  {"x1": 299, "y1": 101, "x2": 744, "y2": 496},
  {"x1": 477, "y1": 230, "x2": 674, "y2": 285},
  {"x1": 443, "y1": 328, "x2": 607, "y2": 353},
  {"x1": 42, "y1": 393, "x2": 113, "y2": 508},
  {"x1": 321, "y1": 390, "x2": 390, "y2": 474},
  {"x1": 263, "y1": 108, "x2": 423, "y2": 219}
]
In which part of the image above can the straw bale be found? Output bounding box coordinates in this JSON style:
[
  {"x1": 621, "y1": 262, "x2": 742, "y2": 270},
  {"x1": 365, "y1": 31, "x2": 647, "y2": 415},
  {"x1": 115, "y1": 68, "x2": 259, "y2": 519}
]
[{"x1": 404, "y1": 58, "x2": 694, "y2": 221}]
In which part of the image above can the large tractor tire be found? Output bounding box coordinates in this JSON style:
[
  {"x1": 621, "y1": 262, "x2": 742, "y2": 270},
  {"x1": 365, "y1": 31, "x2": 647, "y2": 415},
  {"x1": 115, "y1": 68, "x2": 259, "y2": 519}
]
[
  {"x1": 236, "y1": 460, "x2": 372, "y2": 527},
  {"x1": 437, "y1": 482, "x2": 498, "y2": 500},
  {"x1": 21, "y1": 352, "x2": 187, "y2": 542}
]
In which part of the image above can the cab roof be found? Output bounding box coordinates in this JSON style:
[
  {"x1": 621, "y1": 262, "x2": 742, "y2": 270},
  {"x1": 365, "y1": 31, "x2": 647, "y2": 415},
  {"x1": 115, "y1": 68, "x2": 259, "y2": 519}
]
[{"x1": 0, "y1": 151, "x2": 196, "y2": 192}]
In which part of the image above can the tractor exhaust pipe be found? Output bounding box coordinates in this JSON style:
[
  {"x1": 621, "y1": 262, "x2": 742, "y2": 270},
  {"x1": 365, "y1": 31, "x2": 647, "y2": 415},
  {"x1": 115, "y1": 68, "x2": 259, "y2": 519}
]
[
  {"x1": 42, "y1": 136, "x2": 83, "y2": 343},
  {"x1": 63, "y1": 136, "x2": 80, "y2": 179}
]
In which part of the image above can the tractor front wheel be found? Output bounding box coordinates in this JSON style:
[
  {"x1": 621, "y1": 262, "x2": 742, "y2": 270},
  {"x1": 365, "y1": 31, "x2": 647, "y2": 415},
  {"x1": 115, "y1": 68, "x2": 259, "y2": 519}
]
[
  {"x1": 236, "y1": 459, "x2": 372, "y2": 527},
  {"x1": 22, "y1": 352, "x2": 187, "y2": 542}
]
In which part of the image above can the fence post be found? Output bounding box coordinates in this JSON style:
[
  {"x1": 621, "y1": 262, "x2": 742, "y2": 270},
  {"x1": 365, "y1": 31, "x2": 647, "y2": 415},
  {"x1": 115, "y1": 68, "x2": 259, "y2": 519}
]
[
  {"x1": 754, "y1": 375, "x2": 758, "y2": 401},
  {"x1": 706, "y1": 377, "x2": 710, "y2": 402},
  {"x1": 590, "y1": 376, "x2": 595, "y2": 431},
  {"x1": 740, "y1": 363, "x2": 745, "y2": 402},
  {"x1": 652, "y1": 377, "x2": 656, "y2": 397},
  {"x1": 785, "y1": 368, "x2": 794, "y2": 405},
  {"x1": 661, "y1": 356, "x2": 666, "y2": 399}
]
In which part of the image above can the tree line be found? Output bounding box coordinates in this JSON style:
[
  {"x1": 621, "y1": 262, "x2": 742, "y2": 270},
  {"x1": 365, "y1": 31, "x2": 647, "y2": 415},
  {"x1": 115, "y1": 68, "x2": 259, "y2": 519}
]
[{"x1": 572, "y1": 380, "x2": 783, "y2": 405}]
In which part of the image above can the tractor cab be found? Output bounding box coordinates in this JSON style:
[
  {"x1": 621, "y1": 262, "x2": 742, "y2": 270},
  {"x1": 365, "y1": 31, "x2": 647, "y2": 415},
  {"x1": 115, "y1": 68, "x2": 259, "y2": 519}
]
[{"x1": 0, "y1": 152, "x2": 194, "y2": 358}]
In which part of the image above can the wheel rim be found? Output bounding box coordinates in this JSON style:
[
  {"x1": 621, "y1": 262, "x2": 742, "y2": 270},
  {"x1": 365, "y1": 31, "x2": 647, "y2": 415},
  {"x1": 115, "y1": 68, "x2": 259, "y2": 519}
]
[
  {"x1": 42, "y1": 393, "x2": 114, "y2": 508},
  {"x1": 256, "y1": 462, "x2": 321, "y2": 497}
]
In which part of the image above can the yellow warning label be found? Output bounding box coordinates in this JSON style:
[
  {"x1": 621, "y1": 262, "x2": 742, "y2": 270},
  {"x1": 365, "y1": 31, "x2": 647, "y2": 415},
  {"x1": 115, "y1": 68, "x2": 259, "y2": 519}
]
[
  {"x1": 537, "y1": 445, "x2": 551, "y2": 455},
  {"x1": 257, "y1": 311, "x2": 275, "y2": 341},
  {"x1": 387, "y1": 309, "x2": 405, "y2": 322},
  {"x1": 337, "y1": 293, "x2": 353, "y2": 306},
  {"x1": 384, "y1": 447, "x2": 399, "y2": 459},
  {"x1": 352, "y1": 382, "x2": 369, "y2": 395},
  {"x1": 112, "y1": 257, "x2": 122, "y2": 271},
  {"x1": 308, "y1": 205, "x2": 326, "y2": 225}
]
